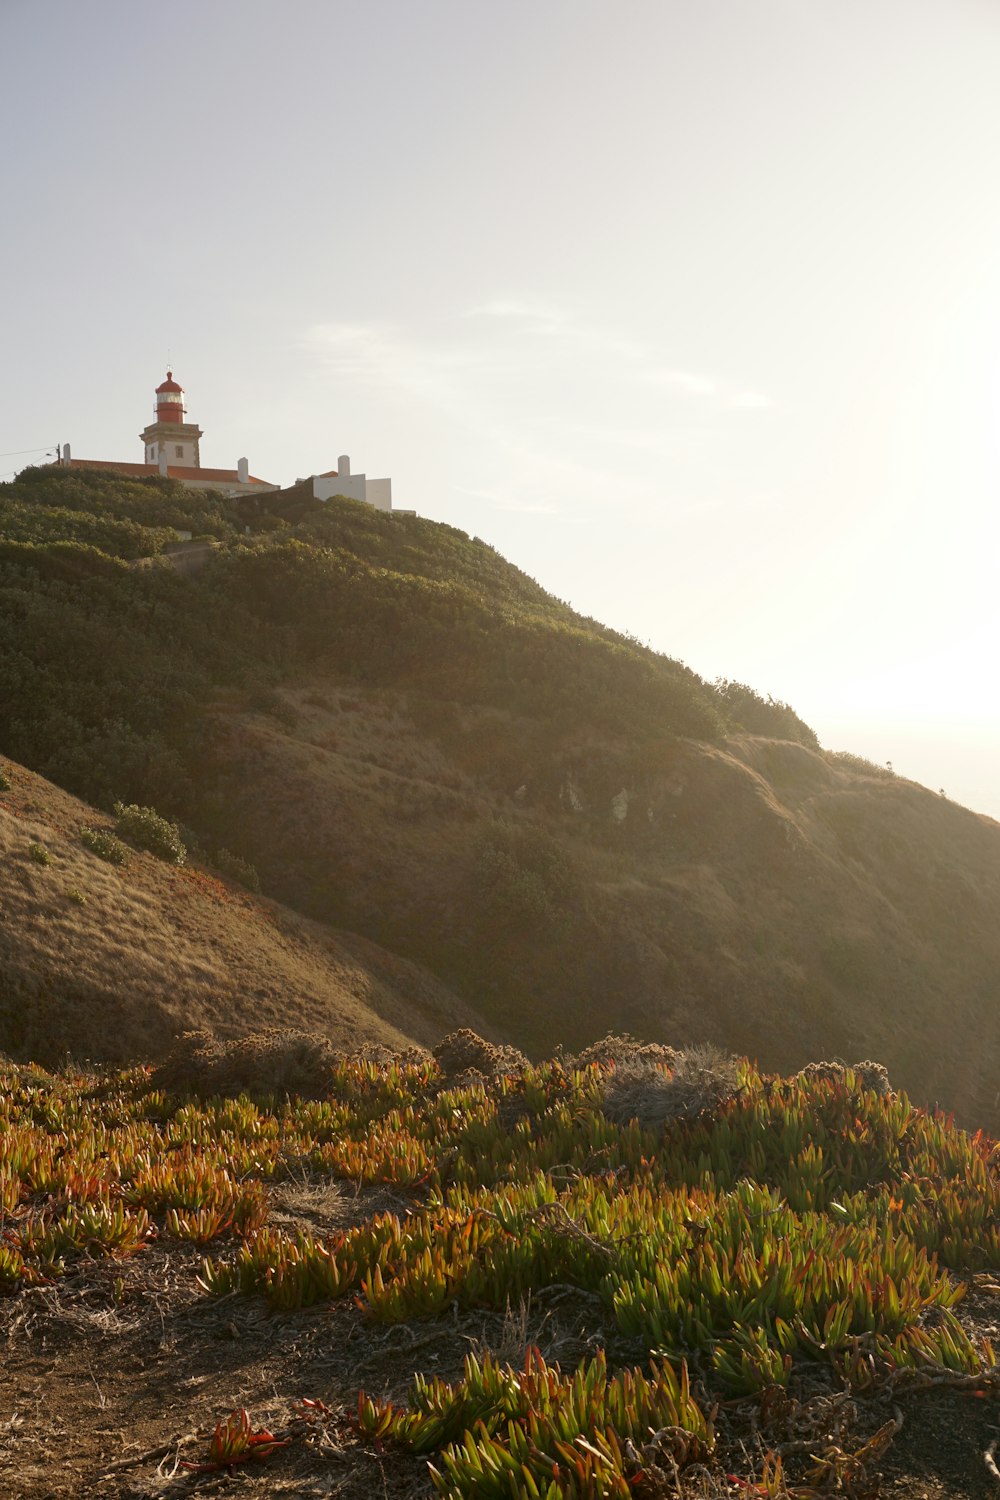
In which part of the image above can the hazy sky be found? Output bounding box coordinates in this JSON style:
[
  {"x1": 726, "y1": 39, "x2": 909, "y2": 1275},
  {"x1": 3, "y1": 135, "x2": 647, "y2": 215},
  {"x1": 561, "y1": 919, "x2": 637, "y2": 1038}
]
[{"x1": 4, "y1": 1, "x2": 1000, "y2": 815}]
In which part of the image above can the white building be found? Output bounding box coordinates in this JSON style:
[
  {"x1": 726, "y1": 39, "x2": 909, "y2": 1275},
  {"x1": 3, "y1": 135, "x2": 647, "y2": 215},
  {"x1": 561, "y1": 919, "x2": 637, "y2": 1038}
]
[{"x1": 307, "y1": 455, "x2": 394, "y2": 512}]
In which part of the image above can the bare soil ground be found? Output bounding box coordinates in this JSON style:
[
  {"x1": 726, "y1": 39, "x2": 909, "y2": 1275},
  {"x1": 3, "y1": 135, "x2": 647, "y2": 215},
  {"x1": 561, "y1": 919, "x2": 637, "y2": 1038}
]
[
  {"x1": 3, "y1": 1182, "x2": 1000, "y2": 1499},
  {"x1": 0, "y1": 1179, "x2": 601, "y2": 1499}
]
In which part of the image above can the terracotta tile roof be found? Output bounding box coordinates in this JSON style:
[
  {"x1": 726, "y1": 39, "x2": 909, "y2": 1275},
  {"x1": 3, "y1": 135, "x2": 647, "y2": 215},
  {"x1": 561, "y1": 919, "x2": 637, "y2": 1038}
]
[
  {"x1": 318, "y1": 468, "x2": 340, "y2": 478},
  {"x1": 68, "y1": 458, "x2": 274, "y2": 487}
]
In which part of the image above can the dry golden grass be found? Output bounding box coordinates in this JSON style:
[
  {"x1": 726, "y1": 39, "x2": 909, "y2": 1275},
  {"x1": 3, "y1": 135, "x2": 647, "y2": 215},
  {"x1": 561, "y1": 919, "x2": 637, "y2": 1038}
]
[{"x1": 0, "y1": 758, "x2": 489, "y2": 1067}]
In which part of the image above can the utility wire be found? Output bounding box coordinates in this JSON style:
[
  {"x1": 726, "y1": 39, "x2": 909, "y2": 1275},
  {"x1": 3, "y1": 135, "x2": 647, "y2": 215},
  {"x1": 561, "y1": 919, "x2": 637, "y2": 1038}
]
[{"x1": 0, "y1": 445, "x2": 59, "y2": 460}]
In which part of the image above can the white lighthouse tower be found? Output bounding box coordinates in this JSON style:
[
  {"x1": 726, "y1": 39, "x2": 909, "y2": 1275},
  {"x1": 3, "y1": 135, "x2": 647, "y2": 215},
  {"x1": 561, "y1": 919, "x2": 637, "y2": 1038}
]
[{"x1": 140, "y1": 371, "x2": 203, "y2": 469}]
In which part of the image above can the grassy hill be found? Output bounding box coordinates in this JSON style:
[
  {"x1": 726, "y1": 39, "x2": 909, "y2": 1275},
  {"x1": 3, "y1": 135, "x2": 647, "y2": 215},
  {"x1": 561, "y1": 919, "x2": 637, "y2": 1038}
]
[
  {"x1": 2, "y1": 464, "x2": 1000, "y2": 1127},
  {"x1": 4, "y1": 465, "x2": 1000, "y2": 1499},
  {"x1": 0, "y1": 756, "x2": 486, "y2": 1066}
]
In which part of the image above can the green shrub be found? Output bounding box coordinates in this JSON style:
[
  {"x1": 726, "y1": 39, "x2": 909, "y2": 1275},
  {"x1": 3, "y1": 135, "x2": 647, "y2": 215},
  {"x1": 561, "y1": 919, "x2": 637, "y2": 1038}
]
[
  {"x1": 80, "y1": 827, "x2": 131, "y2": 866},
  {"x1": 248, "y1": 686, "x2": 298, "y2": 726},
  {"x1": 176, "y1": 823, "x2": 205, "y2": 859},
  {"x1": 0, "y1": 769, "x2": 11, "y2": 792},
  {"x1": 713, "y1": 678, "x2": 819, "y2": 748},
  {"x1": 824, "y1": 750, "x2": 897, "y2": 780},
  {"x1": 66, "y1": 887, "x2": 87, "y2": 906},
  {"x1": 28, "y1": 842, "x2": 51, "y2": 866},
  {"x1": 0, "y1": 497, "x2": 174, "y2": 559},
  {"x1": 0, "y1": 465, "x2": 736, "y2": 834},
  {"x1": 476, "y1": 823, "x2": 579, "y2": 931},
  {"x1": 214, "y1": 848, "x2": 261, "y2": 893},
  {"x1": 113, "y1": 803, "x2": 186, "y2": 864}
]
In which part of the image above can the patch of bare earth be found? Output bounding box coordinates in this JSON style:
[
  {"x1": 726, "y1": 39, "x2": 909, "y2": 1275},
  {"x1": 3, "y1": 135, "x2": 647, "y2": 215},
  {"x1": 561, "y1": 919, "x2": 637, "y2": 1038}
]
[
  {"x1": 0, "y1": 1209, "x2": 610, "y2": 1498},
  {"x1": 3, "y1": 1221, "x2": 1000, "y2": 1499}
]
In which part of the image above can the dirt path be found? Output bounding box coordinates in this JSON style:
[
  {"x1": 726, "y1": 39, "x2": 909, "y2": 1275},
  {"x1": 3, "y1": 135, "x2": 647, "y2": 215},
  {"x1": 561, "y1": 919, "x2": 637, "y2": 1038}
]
[{"x1": 5, "y1": 1245, "x2": 1000, "y2": 1498}]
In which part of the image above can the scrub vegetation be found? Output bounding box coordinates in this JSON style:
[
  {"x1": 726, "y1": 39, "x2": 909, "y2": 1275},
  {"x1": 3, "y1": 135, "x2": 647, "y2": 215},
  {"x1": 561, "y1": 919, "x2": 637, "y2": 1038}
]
[
  {"x1": 5, "y1": 464, "x2": 1000, "y2": 1130},
  {"x1": 1, "y1": 1042, "x2": 999, "y2": 1496},
  {"x1": 0, "y1": 465, "x2": 812, "y2": 817},
  {"x1": 5, "y1": 469, "x2": 1000, "y2": 1496}
]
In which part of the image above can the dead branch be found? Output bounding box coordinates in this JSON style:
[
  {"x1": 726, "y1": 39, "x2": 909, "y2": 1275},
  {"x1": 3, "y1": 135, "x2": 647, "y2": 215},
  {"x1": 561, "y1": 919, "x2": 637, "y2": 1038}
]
[
  {"x1": 98, "y1": 1430, "x2": 201, "y2": 1475},
  {"x1": 986, "y1": 1441, "x2": 1000, "y2": 1482}
]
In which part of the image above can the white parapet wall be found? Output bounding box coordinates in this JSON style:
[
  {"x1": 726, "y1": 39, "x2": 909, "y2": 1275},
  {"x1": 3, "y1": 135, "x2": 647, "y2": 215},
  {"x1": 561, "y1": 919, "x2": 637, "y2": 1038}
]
[
  {"x1": 311, "y1": 455, "x2": 393, "y2": 511},
  {"x1": 313, "y1": 471, "x2": 369, "y2": 504},
  {"x1": 365, "y1": 477, "x2": 392, "y2": 512}
]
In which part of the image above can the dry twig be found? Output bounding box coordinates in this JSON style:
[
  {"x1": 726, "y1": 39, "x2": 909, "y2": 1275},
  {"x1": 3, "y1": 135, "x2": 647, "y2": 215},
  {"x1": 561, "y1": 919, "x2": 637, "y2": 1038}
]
[{"x1": 986, "y1": 1440, "x2": 1000, "y2": 1483}]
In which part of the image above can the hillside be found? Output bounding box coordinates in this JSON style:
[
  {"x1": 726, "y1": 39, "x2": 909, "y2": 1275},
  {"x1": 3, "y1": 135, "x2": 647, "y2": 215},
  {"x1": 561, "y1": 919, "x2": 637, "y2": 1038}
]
[
  {"x1": 0, "y1": 756, "x2": 486, "y2": 1066},
  {"x1": 2, "y1": 464, "x2": 1000, "y2": 1126},
  {"x1": 199, "y1": 695, "x2": 1000, "y2": 1126}
]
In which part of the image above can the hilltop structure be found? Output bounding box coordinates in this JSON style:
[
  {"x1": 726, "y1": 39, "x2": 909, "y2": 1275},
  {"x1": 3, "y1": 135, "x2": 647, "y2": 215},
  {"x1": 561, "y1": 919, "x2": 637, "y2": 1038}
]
[
  {"x1": 59, "y1": 372, "x2": 279, "y2": 499},
  {"x1": 303, "y1": 456, "x2": 393, "y2": 512},
  {"x1": 140, "y1": 371, "x2": 203, "y2": 469},
  {"x1": 57, "y1": 370, "x2": 407, "y2": 512}
]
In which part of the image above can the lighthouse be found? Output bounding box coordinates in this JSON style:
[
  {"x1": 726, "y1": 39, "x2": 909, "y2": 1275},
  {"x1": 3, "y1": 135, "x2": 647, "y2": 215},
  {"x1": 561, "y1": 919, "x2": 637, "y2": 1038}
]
[
  {"x1": 59, "y1": 367, "x2": 279, "y2": 496},
  {"x1": 140, "y1": 371, "x2": 203, "y2": 469}
]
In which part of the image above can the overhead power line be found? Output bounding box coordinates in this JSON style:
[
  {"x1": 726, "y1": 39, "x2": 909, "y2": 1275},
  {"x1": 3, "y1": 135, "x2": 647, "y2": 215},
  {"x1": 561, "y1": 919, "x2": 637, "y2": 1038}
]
[{"x1": 0, "y1": 445, "x2": 59, "y2": 461}]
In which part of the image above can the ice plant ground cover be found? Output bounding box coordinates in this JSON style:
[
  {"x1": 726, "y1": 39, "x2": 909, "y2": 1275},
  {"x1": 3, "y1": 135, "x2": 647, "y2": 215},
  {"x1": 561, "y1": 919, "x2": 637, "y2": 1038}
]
[{"x1": 1, "y1": 1049, "x2": 999, "y2": 1495}]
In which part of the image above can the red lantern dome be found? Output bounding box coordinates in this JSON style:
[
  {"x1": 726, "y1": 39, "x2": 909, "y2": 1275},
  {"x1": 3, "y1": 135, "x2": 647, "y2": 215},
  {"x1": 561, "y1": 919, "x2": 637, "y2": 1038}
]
[{"x1": 154, "y1": 370, "x2": 186, "y2": 424}]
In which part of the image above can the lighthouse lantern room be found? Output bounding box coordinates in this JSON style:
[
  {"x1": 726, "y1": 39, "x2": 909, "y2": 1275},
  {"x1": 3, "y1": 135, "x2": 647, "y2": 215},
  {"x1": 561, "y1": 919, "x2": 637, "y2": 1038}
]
[{"x1": 141, "y1": 371, "x2": 203, "y2": 469}]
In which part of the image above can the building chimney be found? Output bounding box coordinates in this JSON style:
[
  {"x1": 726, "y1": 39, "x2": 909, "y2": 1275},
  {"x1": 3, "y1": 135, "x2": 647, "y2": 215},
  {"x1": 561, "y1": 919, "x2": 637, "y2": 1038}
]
[
  {"x1": 237, "y1": 457, "x2": 249, "y2": 484},
  {"x1": 338, "y1": 454, "x2": 351, "y2": 477},
  {"x1": 62, "y1": 443, "x2": 71, "y2": 464}
]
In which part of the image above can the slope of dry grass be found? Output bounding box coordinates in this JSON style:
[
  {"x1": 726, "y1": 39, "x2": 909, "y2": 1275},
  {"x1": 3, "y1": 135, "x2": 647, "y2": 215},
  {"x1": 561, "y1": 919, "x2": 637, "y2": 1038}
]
[
  {"x1": 0, "y1": 757, "x2": 487, "y2": 1066},
  {"x1": 195, "y1": 683, "x2": 1000, "y2": 1128}
]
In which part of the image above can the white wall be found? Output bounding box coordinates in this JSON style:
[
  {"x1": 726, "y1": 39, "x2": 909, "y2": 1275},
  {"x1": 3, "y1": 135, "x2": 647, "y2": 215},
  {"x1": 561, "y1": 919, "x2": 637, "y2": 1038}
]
[
  {"x1": 147, "y1": 437, "x2": 200, "y2": 466},
  {"x1": 175, "y1": 475, "x2": 280, "y2": 497},
  {"x1": 311, "y1": 468, "x2": 393, "y2": 511},
  {"x1": 143, "y1": 428, "x2": 201, "y2": 467},
  {"x1": 312, "y1": 471, "x2": 369, "y2": 504},
  {"x1": 366, "y1": 477, "x2": 393, "y2": 512}
]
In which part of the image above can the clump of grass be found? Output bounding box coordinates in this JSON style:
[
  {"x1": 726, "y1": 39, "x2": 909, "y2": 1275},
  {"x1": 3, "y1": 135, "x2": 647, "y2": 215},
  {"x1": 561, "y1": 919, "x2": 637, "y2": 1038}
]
[
  {"x1": 66, "y1": 887, "x2": 87, "y2": 906},
  {"x1": 601, "y1": 1042, "x2": 740, "y2": 1129},
  {"x1": 28, "y1": 842, "x2": 52, "y2": 866},
  {"x1": 0, "y1": 768, "x2": 11, "y2": 793},
  {"x1": 80, "y1": 827, "x2": 131, "y2": 866},
  {"x1": 113, "y1": 802, "x2": 186, "y2": 864}
]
